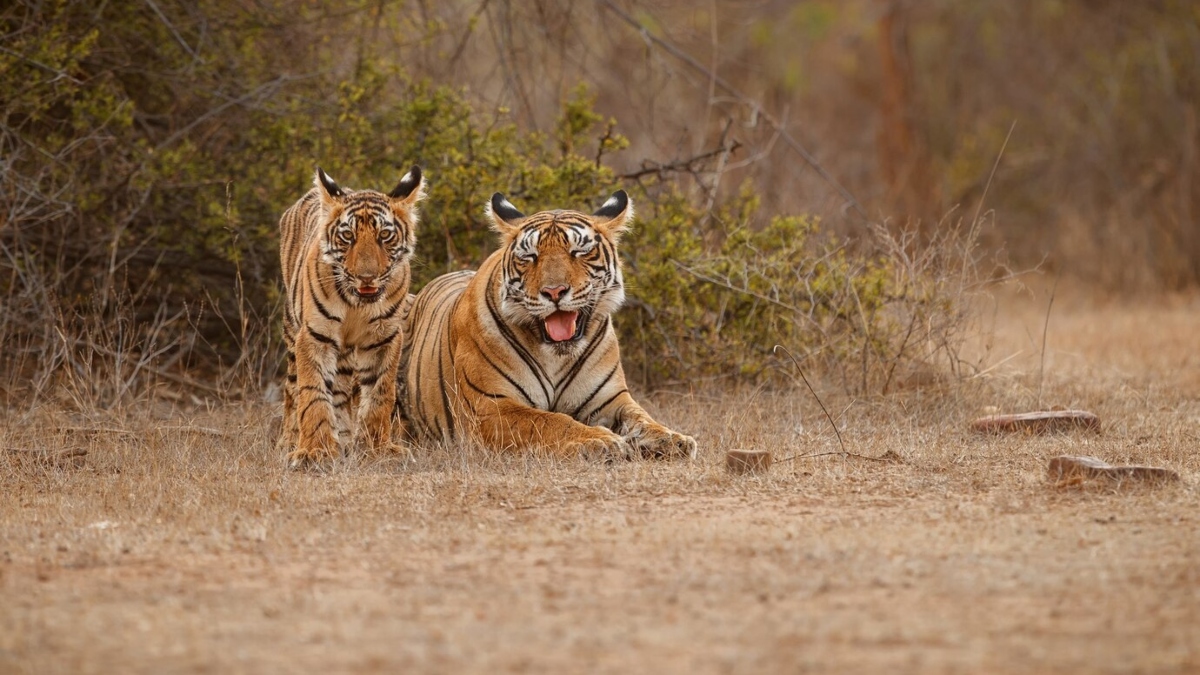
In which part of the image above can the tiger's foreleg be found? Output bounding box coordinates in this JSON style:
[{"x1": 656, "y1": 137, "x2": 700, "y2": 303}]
[
  {"x1": 277, "y1": 328, "x2": 300, "y2": 454},
  {"x1": 606, "y1": 393, "x2": 697, "y2": 460},
  {"x1": 470, "y1": 395, "x2": 630, "y2": 460},
  {"x1": 333, "y1": 352, "x2": 359, "y2": 450},
  {"x1": 354, "y1": 327, "x2": 405, "y2": 454},
  {"x1": 288, "y1": 330, "x2": 342, "y2": 469}
]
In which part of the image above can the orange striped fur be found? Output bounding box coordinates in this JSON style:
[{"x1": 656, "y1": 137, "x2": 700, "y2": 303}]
[
  {"x1": 278, "y1": 166, "x2": 425, "y2": 468},
  {"x1": 398, "y1": 191, "x2": 696, "y2": 460}
]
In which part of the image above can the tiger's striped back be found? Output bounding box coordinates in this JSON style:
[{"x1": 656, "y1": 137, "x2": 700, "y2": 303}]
[
  {"x1": 278, "y1": 166, "x2": 425, "y2": 468},
  {"x1": 396, "y1": 269, "x2": 474, "y2": 441}
]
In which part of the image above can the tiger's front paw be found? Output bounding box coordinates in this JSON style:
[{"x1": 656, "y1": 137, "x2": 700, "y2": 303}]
[
  {"x1": 628, "y1": 425, "x2": 697, "y2": 460},
  {"x1": 364, "y1": 439, "x2": 414, "y2": 463},
  {"x1": 360, "y1": 403, "x2": 395, "y2": 447},
  {"x1": 564, "y1": 427, "x2": 631, "y2": 462},
  {"x1": 288, "y1": 431, "x2": 340, "y2": 471},
  {"x1": 274, "y1": 419, "x2": 298, "y2": 454},
  {"x1": 355, "y1": 420, "x2": 395, "y2": 456}
]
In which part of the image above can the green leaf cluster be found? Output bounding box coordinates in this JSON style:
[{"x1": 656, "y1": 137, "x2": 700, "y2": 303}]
[{"x1": 1, "y1": 1, "x2": 966, "y2": 393}]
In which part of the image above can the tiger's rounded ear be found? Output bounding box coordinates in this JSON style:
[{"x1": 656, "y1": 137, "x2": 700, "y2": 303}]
[
  {"x1": 486, "y1": 192, "x2": 526, "y2": 239},
  {"x1": 314, "y1": 167, "x2": 344, "y2": 207},
  {"x1": 388, "y1": 165, "x2": 425, "y2": 207},
  {"x1": 592, "y1": 190, "x2": 633, "y2": 238}
]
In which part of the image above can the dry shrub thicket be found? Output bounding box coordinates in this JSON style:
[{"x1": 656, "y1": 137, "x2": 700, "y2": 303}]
[{"x1": 2, "y1": 0, "x2": 1197, "y2": 407}]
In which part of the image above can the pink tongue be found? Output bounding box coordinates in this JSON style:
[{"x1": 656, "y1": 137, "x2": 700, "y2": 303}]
[{"x1": 544, "y1": 310, "x2": 579, "y2": 342}]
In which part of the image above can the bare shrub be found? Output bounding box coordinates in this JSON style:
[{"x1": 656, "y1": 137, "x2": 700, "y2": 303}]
[{"x1": 619, "y1": 182, "x2": 1002, "y2": 392}]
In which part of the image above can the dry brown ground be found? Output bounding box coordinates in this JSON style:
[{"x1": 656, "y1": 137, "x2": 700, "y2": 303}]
[{"x1": 2, "y1": 286, "x2": 1199, "y2": 674}]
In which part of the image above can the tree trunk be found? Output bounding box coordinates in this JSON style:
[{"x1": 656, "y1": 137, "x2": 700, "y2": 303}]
[{"x1": 877, "y1": 0, "x2": 935, "y2": 220}]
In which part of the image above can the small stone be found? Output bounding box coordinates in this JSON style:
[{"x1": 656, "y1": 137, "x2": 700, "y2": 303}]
[
  {"x1": 726, "y1": 449, "x2": 772, "y2": 475},
  {"x1": 971, "y1": 410, "x2": 1101, "y2": 435},
  {"x1": 1047, "y1": 455, "x2": 1180, "y2": 486}
]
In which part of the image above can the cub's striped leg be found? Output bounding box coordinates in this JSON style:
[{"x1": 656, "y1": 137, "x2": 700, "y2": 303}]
[
  {"x1": 469, "y1": 395, "x2": 631, "y2": 460},
  {"x1": 289, "y1": 328, "x2": 343, "y2": 468},
  {"x1": 601, "y1": 392, "x2": 697, "y2": 460},
  {"x1": 277, "y1": 332, "x2": 300, "y2": 454},
  {"x1": 332, "y1": 352, "x2": 360, "y2": 450},
  {"x1": 352, "y1": 325, "x2": 405, "y2": 454}
]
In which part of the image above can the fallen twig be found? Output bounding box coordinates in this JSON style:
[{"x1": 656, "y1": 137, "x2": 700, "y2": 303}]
[
  {"x1": 776, "y1": 449, "x2": 898, "y2": 464},
  {"x1": 153, "y1": 425, "x2": 229, "y2": 437},
  {"x1": 54, "y1": 427, "x2": 135, "y2": 436},
  {"x1": 3, "y1": 446, "x2": 88, "y2": 468}
]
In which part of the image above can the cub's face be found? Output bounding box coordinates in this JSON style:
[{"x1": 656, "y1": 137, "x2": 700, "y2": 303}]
[
  {"x1": 489, "y1": 191, "x2": 632, "y2": 348},
  {"x1": 316, "y1": 166, "x2": 424, "y2": 304}
]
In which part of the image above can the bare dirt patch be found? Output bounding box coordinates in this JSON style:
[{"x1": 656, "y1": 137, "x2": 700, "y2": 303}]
[{"x1": 3, "y1": 288, "x2": 1199, "y2": 674}]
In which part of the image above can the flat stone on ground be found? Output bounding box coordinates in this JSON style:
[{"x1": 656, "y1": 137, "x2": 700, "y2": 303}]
[
  {"x1": 971, "y1": 410, "x2": 1101, "y2": 435},
  {"x1": 1047, "y1": 455, "x2": 1180, "y2": 486}
]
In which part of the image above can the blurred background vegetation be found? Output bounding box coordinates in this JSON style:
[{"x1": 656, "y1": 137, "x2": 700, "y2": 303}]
[{"x1": 2, "y1": 0, "x2": 1197, "y2": 407}]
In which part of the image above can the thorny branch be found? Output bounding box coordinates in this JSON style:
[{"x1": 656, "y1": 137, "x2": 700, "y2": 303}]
[
  {"x1": 598, "y1": 0, "x2": 868, "y2": 221},
  {"x1": 619, "y1": 139, "x2": 742, "y2": 181}
]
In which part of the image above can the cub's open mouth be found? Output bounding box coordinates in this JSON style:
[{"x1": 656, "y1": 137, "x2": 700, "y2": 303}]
[
  {"x1": 354, "y1": 286, "x2": 381, "y2": 299},
  {"x1": 542, "y1": 309, "x2": 583, "y2": 343}
]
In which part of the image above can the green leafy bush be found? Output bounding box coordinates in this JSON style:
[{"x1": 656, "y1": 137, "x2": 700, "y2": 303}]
[{"x1": 0, "y1": 1, "x2": 978, "y2": 404}]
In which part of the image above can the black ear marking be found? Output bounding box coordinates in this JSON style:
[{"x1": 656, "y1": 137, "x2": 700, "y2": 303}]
[
  {"x1": 389, "y1": 165, "x2": 423, "y2": 199},
  {"x1": 593, "y1": 190, "x2": 628, "y2": 219},
  {"x1": 490, "y1": 192, "x2": 526, "y2": 221},
  {"x1": 316, "y1": 167, "x2": 343, "y2": 198}
]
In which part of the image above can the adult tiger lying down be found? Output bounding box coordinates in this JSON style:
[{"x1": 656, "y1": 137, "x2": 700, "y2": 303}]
[{"x1": 398, "y1": 190, "x2": 696, "y2": 460}]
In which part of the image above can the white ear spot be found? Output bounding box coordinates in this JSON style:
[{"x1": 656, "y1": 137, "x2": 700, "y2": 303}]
[
  {"x1": 593, "y1": 190, "x2": 629, "y2": 220},
  {"x1": 389, "y1": 165, "x2": 423, "y2": 200}
]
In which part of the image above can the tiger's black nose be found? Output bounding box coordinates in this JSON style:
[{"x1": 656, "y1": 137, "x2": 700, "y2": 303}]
[{"x1": 541, "y1": 285, "x2": 569, "y2": 302}]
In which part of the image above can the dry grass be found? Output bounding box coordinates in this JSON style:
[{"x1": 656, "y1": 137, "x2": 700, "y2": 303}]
[{"x1": 2, "y1": 285, "x2": 1199, "y2": 674}]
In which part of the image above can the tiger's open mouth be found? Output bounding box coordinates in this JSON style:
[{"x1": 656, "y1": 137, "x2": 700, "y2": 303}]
[
  {"x1": 541, "y1": 310, "x2": 584, "y2": 343},
  {"x1": 354, "y1": 285, "x2": 382, "y2": 301}
]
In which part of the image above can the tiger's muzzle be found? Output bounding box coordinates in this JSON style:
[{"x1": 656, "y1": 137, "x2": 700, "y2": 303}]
[{"x1": 351, "y1": 274, "x2": 385, "y2": 302}]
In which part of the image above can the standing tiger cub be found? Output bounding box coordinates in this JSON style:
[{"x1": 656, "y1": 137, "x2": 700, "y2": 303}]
[
  {"x1": 278, "y1": 165, "x2": 425, "y2": 468},
  {"x1": 398, "y1": 190, "x2": 696, "y2": 460}
]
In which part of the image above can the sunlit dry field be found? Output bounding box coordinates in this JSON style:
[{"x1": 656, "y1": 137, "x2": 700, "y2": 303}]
[{"x1": 2, "y1": 286, "x2": 1199, "y2": 674}]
